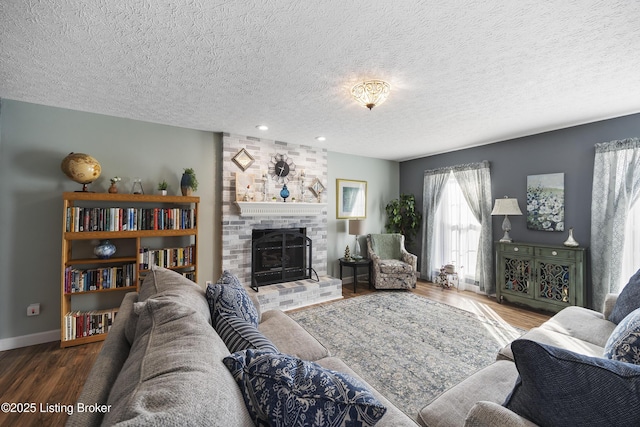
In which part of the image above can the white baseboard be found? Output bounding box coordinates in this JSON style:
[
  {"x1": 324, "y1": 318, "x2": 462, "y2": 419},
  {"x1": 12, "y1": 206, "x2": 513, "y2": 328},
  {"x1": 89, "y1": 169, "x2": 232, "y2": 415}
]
[{"x1": 0, "y1": 329, "x2": 59, "y2": 352}]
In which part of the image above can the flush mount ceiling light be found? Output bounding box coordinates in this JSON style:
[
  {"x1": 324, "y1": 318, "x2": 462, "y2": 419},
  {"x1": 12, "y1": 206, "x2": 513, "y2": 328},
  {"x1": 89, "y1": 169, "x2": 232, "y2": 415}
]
[{"x1": 351, "y1": 80, "x2": 390, "y2": 110}]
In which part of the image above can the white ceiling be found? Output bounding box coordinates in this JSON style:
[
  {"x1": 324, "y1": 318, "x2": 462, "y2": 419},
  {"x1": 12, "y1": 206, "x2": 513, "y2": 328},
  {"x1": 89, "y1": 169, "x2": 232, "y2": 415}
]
[{"x1": 2, "y1": 1, "x2": 640, "y2": 161}]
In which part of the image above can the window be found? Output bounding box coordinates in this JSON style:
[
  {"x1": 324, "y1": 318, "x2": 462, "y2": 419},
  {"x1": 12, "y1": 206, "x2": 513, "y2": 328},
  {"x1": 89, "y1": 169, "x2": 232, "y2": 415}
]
[
  {"x1": 432, "y1": 172, "x2": 481, "y2": 290},
  {"x1": 621, "y1": 200, "x2": 640, "y2": 287}
]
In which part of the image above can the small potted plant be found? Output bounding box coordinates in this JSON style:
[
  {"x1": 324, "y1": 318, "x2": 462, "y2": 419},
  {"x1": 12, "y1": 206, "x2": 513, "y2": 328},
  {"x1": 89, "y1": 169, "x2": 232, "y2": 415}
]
[
  {"x1": 180, "y1": 168, "x2": 198, "y2": 196},
  {"x1": 158, "y1": 180, "x2": 168, "y2": 196},
  {"x1": 108, "y1": 176, "x2": 121, "y2": 194}
]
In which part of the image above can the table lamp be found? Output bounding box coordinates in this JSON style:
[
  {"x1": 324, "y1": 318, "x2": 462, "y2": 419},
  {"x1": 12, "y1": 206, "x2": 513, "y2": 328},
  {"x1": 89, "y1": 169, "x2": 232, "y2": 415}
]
[
  {"x1": 491, "y1": 196, "x2": 522, "y2": 242},
  {"x1": 348, "y1": 219, "x2": 365, "y2": 259}
]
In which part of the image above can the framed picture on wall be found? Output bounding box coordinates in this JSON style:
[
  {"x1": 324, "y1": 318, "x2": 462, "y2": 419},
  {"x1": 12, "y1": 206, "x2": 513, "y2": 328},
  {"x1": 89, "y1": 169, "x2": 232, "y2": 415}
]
[
  {"x1": 336, "y1": 179, "x2": 367, "y2": 219},
  {"x1": 526, "y1": 173, "x2": 565, "y2": 231}
]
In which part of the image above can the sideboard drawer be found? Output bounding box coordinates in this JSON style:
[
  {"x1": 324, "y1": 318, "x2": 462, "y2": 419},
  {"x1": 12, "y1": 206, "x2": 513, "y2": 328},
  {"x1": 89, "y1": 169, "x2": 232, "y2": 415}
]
[
  {"x1": 535, "y1": 247, "x2": 576, "y2": 259},
  {"x1": 501, "y1": 245, "x2": 533, "y2": 256}
]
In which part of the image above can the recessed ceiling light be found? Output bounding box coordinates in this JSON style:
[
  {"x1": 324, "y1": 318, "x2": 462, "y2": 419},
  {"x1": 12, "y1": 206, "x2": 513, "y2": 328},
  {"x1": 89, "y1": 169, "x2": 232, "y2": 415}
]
[
  {"x1": 256, "y1": 125, "x2": 269, "y2": 131},
  {"x1": 315, "y1": 136, "x2": 326, "y2": 142}
]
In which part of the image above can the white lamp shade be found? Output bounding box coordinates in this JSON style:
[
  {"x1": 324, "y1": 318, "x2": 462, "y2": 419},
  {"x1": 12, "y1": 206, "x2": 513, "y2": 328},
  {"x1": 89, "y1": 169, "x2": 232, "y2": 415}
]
[
  {"x1": 348, "y1": 219, "x2": 364, "y2": 235},
  {"x1": 491, "y1": 198, "x2": 522, "y2": 216}
]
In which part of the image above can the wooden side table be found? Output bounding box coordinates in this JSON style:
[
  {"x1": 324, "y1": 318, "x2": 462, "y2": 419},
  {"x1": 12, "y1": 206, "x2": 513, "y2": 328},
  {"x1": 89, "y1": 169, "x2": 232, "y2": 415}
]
[{"x1": 339, "y1": 257, "x2": 372, "y2": 293}]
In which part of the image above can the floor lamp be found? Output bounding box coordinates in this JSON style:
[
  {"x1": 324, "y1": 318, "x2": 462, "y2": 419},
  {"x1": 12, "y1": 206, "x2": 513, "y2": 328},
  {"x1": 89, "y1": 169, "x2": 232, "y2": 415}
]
[{"x1": 491, "y1": 197, "x2": 522, "y2": 242}]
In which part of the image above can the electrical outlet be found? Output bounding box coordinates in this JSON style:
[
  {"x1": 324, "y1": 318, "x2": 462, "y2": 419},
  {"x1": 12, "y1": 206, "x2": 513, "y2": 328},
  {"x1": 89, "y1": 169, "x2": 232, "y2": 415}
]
[{"x1": 27, "y1": 303, "x2": 40, "y2": 316}]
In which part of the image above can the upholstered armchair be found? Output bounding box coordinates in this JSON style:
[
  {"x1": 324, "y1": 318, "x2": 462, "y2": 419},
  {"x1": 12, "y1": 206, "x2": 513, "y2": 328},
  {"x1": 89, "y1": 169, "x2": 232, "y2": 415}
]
[{"x1": 367, "y1": 233, "x2": 417, "y2": 289}]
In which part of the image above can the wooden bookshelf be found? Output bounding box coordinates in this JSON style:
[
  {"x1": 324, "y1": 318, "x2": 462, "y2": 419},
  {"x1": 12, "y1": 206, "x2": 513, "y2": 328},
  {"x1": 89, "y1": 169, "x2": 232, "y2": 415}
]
[{"x1": 60, "y1": 192, "x2": 199, "y2": 348}]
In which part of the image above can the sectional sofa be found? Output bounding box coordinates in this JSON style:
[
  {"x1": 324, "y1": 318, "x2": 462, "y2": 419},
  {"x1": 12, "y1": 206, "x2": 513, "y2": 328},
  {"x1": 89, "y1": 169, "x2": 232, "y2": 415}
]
[
  {"x1": 68, "y1": 265, "x2": 640, "y2": 426},
  {"x1": 66, "y1": 267, "x2": 417, "y2": 426},
  {"x1": 419, "y1": 279, "x2": 640, "y2": 426}
]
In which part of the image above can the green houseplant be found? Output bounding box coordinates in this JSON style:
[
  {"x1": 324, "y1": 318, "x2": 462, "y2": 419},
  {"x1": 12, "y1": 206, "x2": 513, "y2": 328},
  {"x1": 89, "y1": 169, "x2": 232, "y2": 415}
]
[
  {"x1": 385, "y1": 193, "x2": 422, "y2": 249},
  {"x1": 180, "y1": 168, "x2": 198, "y2": 196},
  {"x1": 157, "y1": 180, "x2": 168, "y2": 195}
]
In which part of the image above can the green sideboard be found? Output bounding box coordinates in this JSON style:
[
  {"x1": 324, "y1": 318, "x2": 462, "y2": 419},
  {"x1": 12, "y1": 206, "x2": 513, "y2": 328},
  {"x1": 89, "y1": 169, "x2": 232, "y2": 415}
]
[{"x1": 495, "y1": 242, "x2": 587, "y2": 313}]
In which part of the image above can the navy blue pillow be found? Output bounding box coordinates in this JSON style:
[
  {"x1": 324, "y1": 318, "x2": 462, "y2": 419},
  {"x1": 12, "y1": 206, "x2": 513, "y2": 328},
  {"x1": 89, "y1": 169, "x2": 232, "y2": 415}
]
[
  {"x1": 605, "y1": 306, "x2": 640, "y2": 364},
  {"x1": 224, "y1": 349, "x2": 387, "y2": 426},
  {"x1": 206, "y1": 270, "x2": 259, "y2": 327},
  {"x1": 505, "y1": 339, "x2": 640, "y2": 426},
  {"x1": 609, "y1": 268, "x2": 640, "y2": 324}
]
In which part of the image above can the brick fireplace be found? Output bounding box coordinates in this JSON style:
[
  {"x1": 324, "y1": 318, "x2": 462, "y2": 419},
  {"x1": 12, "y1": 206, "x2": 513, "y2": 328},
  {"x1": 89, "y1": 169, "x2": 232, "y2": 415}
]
[{"x1": 221, "y1": 133, "x2": 342, "y2": 311}]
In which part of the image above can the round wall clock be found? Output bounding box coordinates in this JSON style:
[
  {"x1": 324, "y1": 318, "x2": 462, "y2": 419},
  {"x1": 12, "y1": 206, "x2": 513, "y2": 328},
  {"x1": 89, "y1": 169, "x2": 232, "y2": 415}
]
[{"x1": 268, "y1": 153, "x2": 296, "y2": 184}]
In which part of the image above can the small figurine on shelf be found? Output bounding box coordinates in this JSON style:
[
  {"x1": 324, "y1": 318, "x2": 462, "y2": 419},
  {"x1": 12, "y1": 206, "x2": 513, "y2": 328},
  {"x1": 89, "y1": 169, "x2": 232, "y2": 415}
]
[
  {"x1": 244, "y1": 185, "x2": 252, "y2": 201},
  {"x1": 344, "y1": 245, "x2": 352, "y2": 261},
  {"x1": 108, "y1": 176, "x2": 121, "y2": 193},
  {"x1": 158, "y1": 180, "x2": 168, "y2": 196}
]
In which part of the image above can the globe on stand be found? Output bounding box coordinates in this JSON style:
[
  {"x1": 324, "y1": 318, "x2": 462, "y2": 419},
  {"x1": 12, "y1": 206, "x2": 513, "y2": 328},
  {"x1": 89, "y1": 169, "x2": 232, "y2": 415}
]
[{"x1": 60, "y1": 152, "x2": 102, "y2": 192}]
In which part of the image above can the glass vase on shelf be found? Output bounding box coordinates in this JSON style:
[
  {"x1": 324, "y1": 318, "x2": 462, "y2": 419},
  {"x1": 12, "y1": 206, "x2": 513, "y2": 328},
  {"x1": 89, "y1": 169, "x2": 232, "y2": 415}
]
[{"x1": 131, "y1": 178, "x2": 144, "y2": 194}]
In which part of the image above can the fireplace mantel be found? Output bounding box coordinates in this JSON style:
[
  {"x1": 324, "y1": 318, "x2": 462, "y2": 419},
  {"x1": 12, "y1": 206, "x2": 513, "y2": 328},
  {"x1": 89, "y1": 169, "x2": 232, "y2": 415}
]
[{"x1": 235, "y1": 201, "x2": 326, "y2": 217}]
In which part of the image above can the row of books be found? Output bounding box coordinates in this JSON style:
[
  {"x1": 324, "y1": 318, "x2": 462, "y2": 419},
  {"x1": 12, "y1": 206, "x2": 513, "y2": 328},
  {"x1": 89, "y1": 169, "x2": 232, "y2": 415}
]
[
  {"x1": 65, "y1": 207, "x2": 196, "y2": 232},
  {"x1": 139, "y1": 245, "x2": 195, "y2": 270},
  {"x1": 64, "y1": 264, "x2": 135, "y2": 293},
  {"x1": 63, "y1": 309, "x2": 118, "y2": 341}
]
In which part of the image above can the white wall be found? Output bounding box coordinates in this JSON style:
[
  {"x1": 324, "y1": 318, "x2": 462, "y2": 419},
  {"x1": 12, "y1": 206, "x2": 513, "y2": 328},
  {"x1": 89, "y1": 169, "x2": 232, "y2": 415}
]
[{"x1": 326, "y1": 152, "x2": 400, "y2": 277}]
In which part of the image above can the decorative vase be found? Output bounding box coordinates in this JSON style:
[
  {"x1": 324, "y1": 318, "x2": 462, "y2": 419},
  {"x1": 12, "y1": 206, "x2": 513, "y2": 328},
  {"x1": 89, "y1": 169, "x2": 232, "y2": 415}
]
[
  {"x1": 108, "y1": 183, "x2": 118, "y2": 193},
  {"x1": 280, "y1": 184, "x2": 290, "y2": 202},
  {"x1": 94, "y1": 240, "x2": 116, "y2": 259},
  {"x1": 181, "y1": 173, "x2": 193, "y2": 196},
  {"x1": 563, "y1": 227, "x2": 579, "y2": 247}
]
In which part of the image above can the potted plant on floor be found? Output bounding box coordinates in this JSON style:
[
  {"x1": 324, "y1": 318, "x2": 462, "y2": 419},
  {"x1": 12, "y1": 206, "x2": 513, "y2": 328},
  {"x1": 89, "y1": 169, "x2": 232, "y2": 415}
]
[
  {"x1": 180, "y1": 168, "x2": 198, "y2": 196},
  {"x1": 385, "y1": 193, "x2": 422, "y2": 250}
]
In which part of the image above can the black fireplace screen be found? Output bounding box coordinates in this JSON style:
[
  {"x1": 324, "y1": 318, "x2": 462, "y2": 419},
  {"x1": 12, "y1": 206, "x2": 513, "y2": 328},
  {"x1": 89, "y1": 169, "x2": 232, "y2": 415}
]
[{"x1": 251, "y1": 228, "x2": 318, "y2": 291}]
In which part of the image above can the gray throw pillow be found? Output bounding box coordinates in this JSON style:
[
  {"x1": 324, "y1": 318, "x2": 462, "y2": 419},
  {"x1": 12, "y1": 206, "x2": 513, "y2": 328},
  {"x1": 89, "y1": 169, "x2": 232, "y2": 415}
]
[
  {"x1": 505, "y1": 339, "x2": 640, "y2": 426},
  {"x1": 605, "y1": 306, "x2": 640, "y2": 364},
  {"x1": 609, "y1": 268, "x2": 640, "y2": 324}
]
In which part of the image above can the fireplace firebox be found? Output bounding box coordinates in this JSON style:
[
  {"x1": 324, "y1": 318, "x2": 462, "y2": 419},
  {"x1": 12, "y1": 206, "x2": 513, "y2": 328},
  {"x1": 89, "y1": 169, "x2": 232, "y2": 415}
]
[{"x1": 251, "y1": 228, "x2": 318, "y2": 291}]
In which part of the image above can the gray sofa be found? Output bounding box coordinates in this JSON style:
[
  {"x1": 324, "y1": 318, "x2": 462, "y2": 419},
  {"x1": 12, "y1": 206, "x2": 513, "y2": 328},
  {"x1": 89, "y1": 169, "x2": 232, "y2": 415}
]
[
  {"x1": 418, "y1": 294, "x2": 622, "y2": 426},
  {"x1": 67, "y1": 267, "x2": 417, "y2": 426}
]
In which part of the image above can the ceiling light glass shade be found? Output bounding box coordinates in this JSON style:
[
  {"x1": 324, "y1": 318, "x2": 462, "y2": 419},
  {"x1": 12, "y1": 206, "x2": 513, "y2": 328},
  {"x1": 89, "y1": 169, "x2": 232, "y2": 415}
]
[{"x1": 351, "y1": 80, "x2": 390, "y2": 110}]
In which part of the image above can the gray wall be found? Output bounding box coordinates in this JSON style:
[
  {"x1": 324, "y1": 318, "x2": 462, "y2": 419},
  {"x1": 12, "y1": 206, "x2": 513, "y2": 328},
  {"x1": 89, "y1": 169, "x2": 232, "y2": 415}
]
[
  {"x1": 0, "y1": 99, "x2": 399, "y2": 346},
  {"x1": 0, "y1": 99, "x2": 220, "y2": 345},
  {"x1": 400, "y1": 112, "x2": 640, "y2": 305},
  {"x1": 327, "y1": 152, "x2": 399, "y2": 278}
]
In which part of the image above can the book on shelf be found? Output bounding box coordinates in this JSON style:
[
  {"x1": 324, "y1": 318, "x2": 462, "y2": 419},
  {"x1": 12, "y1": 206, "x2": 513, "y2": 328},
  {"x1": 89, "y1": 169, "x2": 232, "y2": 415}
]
[
  {"x1": 65, "y1": 207, "x2": 196, "y2": 232},
  {"x1": 64, "y1": 263, "x2": 135, "y2": 293},
  {"x1": 63, "y1": 308, "x2": 118, "y2": 341},
  {"x1": 138, "y1": 245, "x2": 195, "y2": 270}
]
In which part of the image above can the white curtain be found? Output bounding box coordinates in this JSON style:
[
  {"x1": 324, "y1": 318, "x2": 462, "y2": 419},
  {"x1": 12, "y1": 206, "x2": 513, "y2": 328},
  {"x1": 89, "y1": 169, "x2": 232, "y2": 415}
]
[
  {"x1": 452, "y1": 161, "x2": 494, "y2": 293},
  {"x1": 591, "y1": 138, "x2": 640, "y2": 310},
  {"x1": 422, "y1": 161, "x2": 493, "y2": 292},
  {"x1": 421, "y1": 169, "x2": 451, "y2": 282}
]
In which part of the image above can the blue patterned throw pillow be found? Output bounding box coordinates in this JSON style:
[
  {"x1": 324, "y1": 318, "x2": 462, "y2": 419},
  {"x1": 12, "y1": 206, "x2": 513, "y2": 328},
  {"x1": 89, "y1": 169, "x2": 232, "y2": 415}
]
[
  {"x1": 609, "y1": 268, "x2": 640, "y2": 324},
  {"x1": 214, "y1": 314, "x2": 278, "y2": 354},
  {"x1": 223, "y1": 349, "x2": 387, "y2": 427},
  {"x1": 505, "y1": 339, "x2": 640, "y2": 426},
  {"x1": 605, "y1": 307, "x2": 640, "y2": 364},
  {"x1": 206, "y1": 270, "x2": 259, "y2": 327}
]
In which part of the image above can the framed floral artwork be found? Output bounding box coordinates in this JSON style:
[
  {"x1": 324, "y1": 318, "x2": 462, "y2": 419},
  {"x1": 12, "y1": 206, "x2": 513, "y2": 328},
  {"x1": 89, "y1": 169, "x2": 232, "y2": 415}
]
[{"x1": 526, "y1": 173, "x2": 564, "y2": 231}]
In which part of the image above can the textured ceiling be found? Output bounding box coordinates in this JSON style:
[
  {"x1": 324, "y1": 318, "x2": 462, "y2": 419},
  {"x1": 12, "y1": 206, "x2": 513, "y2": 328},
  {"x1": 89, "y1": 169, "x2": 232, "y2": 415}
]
[{"x1": 2, "y1": 1, "x2": 640, "y2": 161}]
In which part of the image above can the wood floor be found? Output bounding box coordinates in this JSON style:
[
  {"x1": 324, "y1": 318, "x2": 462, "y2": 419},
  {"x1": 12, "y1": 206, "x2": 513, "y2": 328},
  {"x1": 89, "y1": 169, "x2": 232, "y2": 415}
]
[{"x1": 0, "y1": 280, "x2": 550, "y2": 427}]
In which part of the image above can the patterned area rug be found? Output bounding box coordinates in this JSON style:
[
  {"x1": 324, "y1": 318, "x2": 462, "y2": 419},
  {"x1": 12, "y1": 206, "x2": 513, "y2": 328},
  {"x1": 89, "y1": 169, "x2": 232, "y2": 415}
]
[{"x1": 288, "y1": 292, "x2": 524, "y2": 421}]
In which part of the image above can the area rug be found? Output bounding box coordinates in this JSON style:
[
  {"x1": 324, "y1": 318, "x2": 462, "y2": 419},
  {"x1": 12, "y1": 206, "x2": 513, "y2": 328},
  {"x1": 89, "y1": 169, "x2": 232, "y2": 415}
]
[{"x1": 288, "y1": 292, "x2": 524, "y2": 420}]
